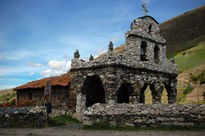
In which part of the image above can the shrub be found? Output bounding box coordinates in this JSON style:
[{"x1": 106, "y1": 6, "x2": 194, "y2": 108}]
[
  {"x1": 183, "y1": 85, "x2": 194, "y2": 95},
  {"x1": 190, "y1": 70, "x2": 205, "y2": 84},
  {"x1": 198, "y1": 70, "x2": 205, "y2": 84},
  {"x1": 203, "y1": 92, "x2": 205, "y2": 97},
  {"x1": 0, "y1": 99, "x2": 36, "y2": 107}
]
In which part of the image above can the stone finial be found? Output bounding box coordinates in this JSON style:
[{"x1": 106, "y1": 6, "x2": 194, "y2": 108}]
[
  {"x1": 108, "y1": 41, "x2": 113, "y2": 52},
  {"x1": 89, "y1": 55, "x2": 94, "y2": 61},
  {"x1": 74, "y1": 49, "x2": 80, "y2": 59}
]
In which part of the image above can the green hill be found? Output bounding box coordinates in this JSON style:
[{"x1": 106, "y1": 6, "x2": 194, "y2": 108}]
[
  {"x1": 159, "y1": 5, "x2": 205, "y2": 57},
  {"x1": 174, "y1": 41, "x2": 205, "y2": 72}
]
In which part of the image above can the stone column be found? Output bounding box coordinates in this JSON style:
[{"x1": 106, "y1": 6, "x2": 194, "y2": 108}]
[
  {"x1": 76, "y1": 92, "x2": 86, "y2": 113},
  {"x1": 160, "y1": 45, "x2": 167, "y2": 62},
  {"x1": 103, "y1": 73, "x2": 118, "y2": 105},
  {"x1": 167, "y1": 79, "x2": 177, "y2": 104},
  {"x1": 147, "y1": 42, "x2": 154, "y2": 61},
  {"x1": 132, "y1": 81, "x2": 145, "y2": 104},
  {"x1": 150, "y1": 83, "x2": 164, "y2": 104}
]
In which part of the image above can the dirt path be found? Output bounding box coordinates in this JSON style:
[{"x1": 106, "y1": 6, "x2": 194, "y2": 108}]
[
  {"x1": 186, "y1": 86, "x2": 204, "y2": 101},
  {"x1": 0, "y1": 127, "x2": 205, "y2": 136}
]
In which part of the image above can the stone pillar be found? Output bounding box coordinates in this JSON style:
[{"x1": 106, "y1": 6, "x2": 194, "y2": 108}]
[
  {"x1": 147, "y1": 42, "x2": 154, "y2": 61},
  {"x1": 160, "y1": 45, "x2": 167, "y2": 62},
  {"x1": 166, "y1": 79, "x2": 177, "y2": 104},
  {"x1": 76, "y1": 92, "x2": 86, "y2": 113},
  {"x1": 103, "y1": 73, "x2": 118, "y2": 105},
  {"x1": 132, "y1": 81, "x2": 145, "y2": 104},
  {"x1": 150, "y1": 83, "x2": 164, "y2": 104}
]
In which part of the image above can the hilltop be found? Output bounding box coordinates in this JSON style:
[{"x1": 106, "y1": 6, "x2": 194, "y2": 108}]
[{"x1": 159, "y1": 5, "x2": 205, "y2": 57}]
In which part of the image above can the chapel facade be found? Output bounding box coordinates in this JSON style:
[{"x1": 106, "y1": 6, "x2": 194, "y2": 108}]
[{"x1": 70, "y1": 16, "x2": 178, "y2": 114}]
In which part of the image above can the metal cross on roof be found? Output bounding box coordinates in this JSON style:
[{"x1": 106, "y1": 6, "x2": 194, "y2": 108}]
[{"x1": 142, "y1": 3, "x2": 148, "y2": 16}]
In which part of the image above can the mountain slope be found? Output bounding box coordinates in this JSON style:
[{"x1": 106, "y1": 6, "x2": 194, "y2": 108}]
[{"x1": 159, "y1": 5, "x2": 205, "y2": 57}]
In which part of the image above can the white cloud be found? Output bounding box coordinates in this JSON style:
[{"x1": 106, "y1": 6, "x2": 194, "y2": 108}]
[
  {"x1": 40, "y1": 58, "x2": 71, "y2": 78},
  {"x1": 40, "y1": 69, "x2": 65, "y2": 77},
  {"x1": 65, "y1": 60, "x2": 71, "y2": 71},
  {"x1": 28, "y1": 71, "x2": 35, "y2": 76},
  {"x1": 0, "y1": 66, "x2": 35, "y2": 76},
  {"x1": 48, "y1": 60, "x2": 66, "y2": 70},
  {"x1": 111, "y1": 36, "x2": 121, "y2": 43},
  {"x1": 26, "y1": 62, "x2": 44, "y2": 67}
]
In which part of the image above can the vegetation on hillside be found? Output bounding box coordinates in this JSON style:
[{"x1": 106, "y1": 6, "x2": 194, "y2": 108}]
[
  {"x1": 190, "y1": 70, "x2": 205, "y2": 84},
  {"x1": 0, "y1": 90, "x2": 16, "y2": 104},
  {"x1": 173, "y1": 42, "x2": 205, "y2": 72},
  {"x1": 160, "y1": 5, "x2": 205, "y2": 57}
]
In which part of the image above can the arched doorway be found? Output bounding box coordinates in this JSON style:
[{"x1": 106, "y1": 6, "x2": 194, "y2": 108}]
[
  {"x1": 154, "y1": 45, "x2": 160, "y2": 63},
  {"x1": 117, "y1": 83, "x2": 133, "y2": 103},
  {"x1": 84, "y1": 75, "x2": 105, "y2": 107}
]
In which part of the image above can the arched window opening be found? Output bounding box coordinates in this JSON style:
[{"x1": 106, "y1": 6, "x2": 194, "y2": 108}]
[
  {"x1": 117, "y1": 83, "x2": 133, "y2": 103},
  {"x1": 84, "y1": 76, "x2": 105, "y2": 107},
  {"x1": 140, "y1": 41, "x2": 148, "y2": 61},
  {"x1": 149, "y1": 24, "x2": 152, "y2": 33},
  {"x1": 154, "y1": 45, "x2": 160, "y2": 63}
]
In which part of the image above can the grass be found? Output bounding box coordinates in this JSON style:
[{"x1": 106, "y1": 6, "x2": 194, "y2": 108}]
[
  {"x1": 83, "y1": 122, "x2": 205, "y2": 131},
  {"x1": 173, "y1": 42, "x2": 205, "y2": 71},
  {"x1": 48, "y1": 115, "x2": 81, "y2": 127}
]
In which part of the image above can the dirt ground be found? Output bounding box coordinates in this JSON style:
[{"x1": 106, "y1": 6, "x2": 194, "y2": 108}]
[{"x1": 0, "y1": 127, "x2": 205, "y2": 136}]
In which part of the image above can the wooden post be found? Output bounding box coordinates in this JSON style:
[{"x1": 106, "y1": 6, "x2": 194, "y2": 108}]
[{"x1": 197, "y1": 81, "x2": 200, "y2": 103}]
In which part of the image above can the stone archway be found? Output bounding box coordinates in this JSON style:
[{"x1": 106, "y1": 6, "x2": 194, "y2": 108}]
[
  {"x1": 83, "y1": 75, "x2": 105, "y2": 107},
  {"x1": 139, "y1": 83, "x2": 164, "y2": 104},
  {"x1": 117, "y1": 83, "x2": 133, "y2": 103}
]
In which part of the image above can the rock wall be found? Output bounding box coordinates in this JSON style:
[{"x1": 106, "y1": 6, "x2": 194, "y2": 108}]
[
  {"x1": 83, "y1": 103, "x2": 205, "y2": 127},
  {"x1": 0, "y1": 106, "x2": 47, "y2": 128}
]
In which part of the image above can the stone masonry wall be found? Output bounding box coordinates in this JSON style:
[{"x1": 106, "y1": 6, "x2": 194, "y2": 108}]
[
  {"x1": 84, "y1": 103, "x2": 205, "y2": 127},
  {"x1": 0, "y1": 106, "x2": 47, "y2": 128}
]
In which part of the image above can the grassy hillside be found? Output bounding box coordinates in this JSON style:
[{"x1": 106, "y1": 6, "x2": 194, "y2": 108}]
[
  {"x1": 159, "y1": 5, "x2": 205, "y2": 57},
  {"x1": 0, "y1": 89, "x2": 16, "y2": 104},
  {"x1": 174, "y1": 41, "x2": 205, "y2": 72}
]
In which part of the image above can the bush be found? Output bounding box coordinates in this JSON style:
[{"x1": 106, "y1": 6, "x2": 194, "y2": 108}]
[
  {"x1": 183, "y1": 86, "x2": 194, "y2": 95},
  {"x1": 203, "y1": 92, "x2": 205, "y2": 97},
  {"x1": 190, "y1": 70, "x2": 205, "y2": 84},
  {"x1": 0, "y1": 99, "x2": 36, "y2": 107},
  {"x1": 198, "y1": 70, "x2": 205, "y2": 84}
]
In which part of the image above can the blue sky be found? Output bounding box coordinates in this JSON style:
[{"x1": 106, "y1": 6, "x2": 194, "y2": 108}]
[{"x1": 0, "y1": 0, "x2": 204, "y2": 90}]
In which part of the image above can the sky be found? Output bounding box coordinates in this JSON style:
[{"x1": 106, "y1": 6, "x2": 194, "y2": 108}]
[{"x1": 0, "y1": 0, "x2": 204, "y2": 90}]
